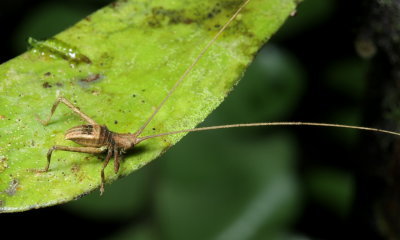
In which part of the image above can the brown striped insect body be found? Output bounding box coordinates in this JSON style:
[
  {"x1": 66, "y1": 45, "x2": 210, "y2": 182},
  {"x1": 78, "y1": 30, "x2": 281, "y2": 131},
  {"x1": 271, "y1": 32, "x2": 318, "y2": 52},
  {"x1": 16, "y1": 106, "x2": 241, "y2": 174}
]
[
  {"x1": 65, "y1": 124, "x2": 135, "y2": 150},
  {"x1": 37, "y1": 0, "x2": 400, "y2": 195},
  {"x1": 66, "y1": 125, "x2": 106, "y2": 147}
]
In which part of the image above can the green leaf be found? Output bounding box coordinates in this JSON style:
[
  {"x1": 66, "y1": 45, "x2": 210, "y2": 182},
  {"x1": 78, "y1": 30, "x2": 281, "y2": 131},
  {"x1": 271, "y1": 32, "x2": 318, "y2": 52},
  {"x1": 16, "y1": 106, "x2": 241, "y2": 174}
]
[{"x1": 0, "y1": 0, "x2": 298, "y2": 212}]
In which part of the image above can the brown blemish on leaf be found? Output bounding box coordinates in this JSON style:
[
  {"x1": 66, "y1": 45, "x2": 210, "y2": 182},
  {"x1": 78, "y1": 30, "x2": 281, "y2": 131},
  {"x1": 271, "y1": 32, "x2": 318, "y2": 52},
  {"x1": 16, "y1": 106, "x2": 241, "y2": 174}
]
[
  {"x1": 80, "y1": 74, "x2": 101, "y2": 83},
  {"x1": 0, "y1": 157, "x2": 8, "y2": 173},
  {"x1": 42, "y1": 82, "x2": 52, "y2": 88},
  {"x1": 71, "y1": 164, "x2": 80, "y2": 174},
  {"x1": 147, "y1": 7, "x2": 192, "y2": 28},
  {"x1": 145, "y1": 0, "x2": 250, "y2": 41},
  {"x1": 0, "y1": 115, "x2": 5, "y2": 120}
]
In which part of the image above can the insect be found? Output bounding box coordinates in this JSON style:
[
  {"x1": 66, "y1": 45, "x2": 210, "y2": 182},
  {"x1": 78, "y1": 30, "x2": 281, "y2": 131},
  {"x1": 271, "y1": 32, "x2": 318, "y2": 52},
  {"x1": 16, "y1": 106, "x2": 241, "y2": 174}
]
[
  {"x1": 28, "y1": 37, "x2": 92, "y2": 65},
  {"x1": 36, "y1": 0, "x2": 400, "y2": 195}
]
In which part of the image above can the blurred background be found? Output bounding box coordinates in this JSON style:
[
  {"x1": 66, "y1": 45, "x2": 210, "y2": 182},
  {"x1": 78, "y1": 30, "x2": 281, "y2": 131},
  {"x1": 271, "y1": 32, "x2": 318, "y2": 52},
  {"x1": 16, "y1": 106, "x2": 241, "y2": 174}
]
[{"x1": 0, "y1": 0, "x2": 396, "y2": 239}]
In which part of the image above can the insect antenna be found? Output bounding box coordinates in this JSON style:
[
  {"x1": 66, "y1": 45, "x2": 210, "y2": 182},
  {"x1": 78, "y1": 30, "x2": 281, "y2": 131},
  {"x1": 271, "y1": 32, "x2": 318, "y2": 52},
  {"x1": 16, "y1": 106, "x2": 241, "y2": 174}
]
[
  {"x1": 133, "y1": 0, "x2": 252, "y2": 138},
  {"x1": 130, "y1": 0, "x2": 400, "y2": 145},
  {"x1": 136, "y1": 122, "x2": 400, "y2": 143}
]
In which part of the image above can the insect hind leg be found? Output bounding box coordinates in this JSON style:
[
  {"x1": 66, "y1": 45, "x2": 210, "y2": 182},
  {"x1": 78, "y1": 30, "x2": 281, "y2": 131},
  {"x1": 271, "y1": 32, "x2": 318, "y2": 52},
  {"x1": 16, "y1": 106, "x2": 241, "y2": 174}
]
[
  {"x1": 37, "y1": 145, "x2": 105, "y2": 173},
  {"x1": 36, "y1": 97, "x2": 98, "y2": 125}
]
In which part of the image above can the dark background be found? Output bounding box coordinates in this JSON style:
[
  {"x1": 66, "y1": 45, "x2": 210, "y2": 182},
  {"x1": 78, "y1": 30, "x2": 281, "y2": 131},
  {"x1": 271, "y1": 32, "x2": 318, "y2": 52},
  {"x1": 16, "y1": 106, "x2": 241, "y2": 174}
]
[{"x1": 0, "y1": 0, "x2": 394, "y2": 239}]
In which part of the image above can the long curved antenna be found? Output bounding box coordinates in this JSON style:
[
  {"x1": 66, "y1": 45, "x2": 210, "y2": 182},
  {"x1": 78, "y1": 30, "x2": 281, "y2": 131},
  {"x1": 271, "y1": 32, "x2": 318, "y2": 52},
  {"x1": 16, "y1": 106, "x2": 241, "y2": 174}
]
[
  {"x1": 136, "y1": 122, "x2": 400, "y2": 143},
  {"x1": 134, "y1": 0, "x2": 252, "y2": 137}
]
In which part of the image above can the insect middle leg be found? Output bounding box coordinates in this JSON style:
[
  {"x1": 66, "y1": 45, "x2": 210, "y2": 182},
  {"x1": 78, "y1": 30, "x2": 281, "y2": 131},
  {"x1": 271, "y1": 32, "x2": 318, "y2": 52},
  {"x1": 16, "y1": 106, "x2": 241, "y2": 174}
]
[
  {"x1": 36, "y1": 97, "x2": 98, "y2": 125},
  {"x1": 39, "y1": 145, "x2": 106, "y2": 172},
  {"x1": 101, "y1": 149, "x2": 114, "y2": 195},
  {"x1": 113, "y1": 148, "x2": 121, "y2": 174}
]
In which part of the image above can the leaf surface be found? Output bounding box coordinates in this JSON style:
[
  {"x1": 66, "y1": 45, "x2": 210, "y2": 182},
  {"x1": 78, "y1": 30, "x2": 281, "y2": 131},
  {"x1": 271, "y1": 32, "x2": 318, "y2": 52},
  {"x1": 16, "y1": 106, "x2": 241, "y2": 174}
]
[{"x1": 0, "y1": 0, "x2": 298, "y2": 212}]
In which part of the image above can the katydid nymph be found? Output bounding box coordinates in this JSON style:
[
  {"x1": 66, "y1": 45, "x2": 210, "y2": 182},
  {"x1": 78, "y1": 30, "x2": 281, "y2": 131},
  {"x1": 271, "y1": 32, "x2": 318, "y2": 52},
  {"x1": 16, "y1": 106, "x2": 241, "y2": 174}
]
[{"x1": 36, "y1": 0, "x2": 400, "y2": 195}]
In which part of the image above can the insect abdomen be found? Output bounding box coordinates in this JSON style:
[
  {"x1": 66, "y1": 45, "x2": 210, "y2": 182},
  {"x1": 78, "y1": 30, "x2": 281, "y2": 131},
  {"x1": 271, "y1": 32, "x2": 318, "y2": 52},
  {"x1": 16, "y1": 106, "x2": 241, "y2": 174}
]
[{"x1": 65, "y1": 125, "x2": 112, "y2": 147}]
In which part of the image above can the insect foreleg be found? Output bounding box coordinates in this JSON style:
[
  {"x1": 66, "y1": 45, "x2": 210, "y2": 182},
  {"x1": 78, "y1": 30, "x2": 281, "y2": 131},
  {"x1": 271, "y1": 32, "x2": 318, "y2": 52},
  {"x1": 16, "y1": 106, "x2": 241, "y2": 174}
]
[
  {"x1": 40, "y1": 145, "x2": 105, "y2": 172},
  {"x1": 36, "y1": 97, "x2": 98, "y2": 125}
]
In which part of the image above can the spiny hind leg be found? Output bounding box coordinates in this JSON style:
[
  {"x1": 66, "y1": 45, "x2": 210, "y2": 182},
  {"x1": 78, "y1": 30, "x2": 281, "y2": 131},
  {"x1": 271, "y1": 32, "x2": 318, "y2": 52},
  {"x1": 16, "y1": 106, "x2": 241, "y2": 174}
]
[
  {"x1": 37, "y1": 145, "x2": 105, "y2": 172},
  {"x1": 36, "y1": 97, "x2": 98, "y2": 125}
]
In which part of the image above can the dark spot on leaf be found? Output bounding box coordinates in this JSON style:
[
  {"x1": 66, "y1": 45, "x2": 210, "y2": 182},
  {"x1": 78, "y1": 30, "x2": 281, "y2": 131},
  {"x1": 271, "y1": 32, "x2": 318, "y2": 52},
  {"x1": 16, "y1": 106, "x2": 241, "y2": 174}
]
[
  {"x1": 42, "y1": 82, "x2": 52, "y2": 88},
  {"x1": 147, "y1": 6, "x2": 200, "y2": 28},
  {"x1": 44, "y1": 72, "x2": 51, "y2": 76},
  {"x1": 80, "y1": 74, "x2": 101, "y2": 83},
  {"x1": 114, "y1": 120, "x2": 118, "y2": 124},
  {"x1": 0, "y1": 156, "x2": 8, "y2": 173},
  {"x1": 183, "y1": 18, "x2": 194, "y2": 24},
  {"x1": 55, "y1": 82, "x2": 63, "y2": 87},
  {"x1": 152, "y1": 128, "x2": 156, "y2": 130},
  {"x1": 132, "y1": 94, "x2": 136, "y2": 97},
  {"x1": 141, "y1": 100, "x2": 145, "y2": 103},
  {"x1": 71, "y1": 164, "x2": 80, "y2": 173}
]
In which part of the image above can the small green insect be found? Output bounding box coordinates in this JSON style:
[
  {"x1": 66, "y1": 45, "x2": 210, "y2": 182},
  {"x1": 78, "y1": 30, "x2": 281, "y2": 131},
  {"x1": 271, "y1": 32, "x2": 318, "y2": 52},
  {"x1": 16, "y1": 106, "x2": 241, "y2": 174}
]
[{"x1": 28, "y1": 37, "x2": 92, "y2": 64}]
